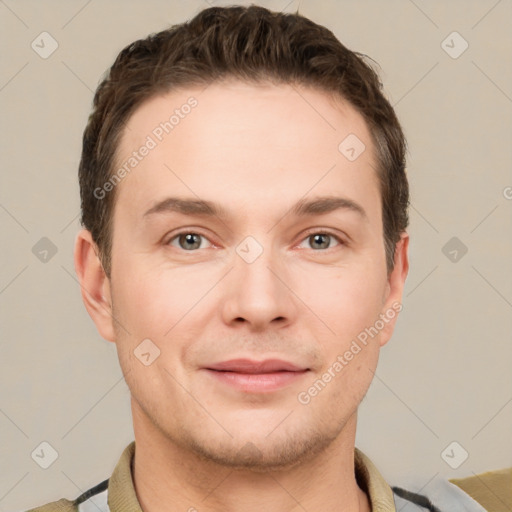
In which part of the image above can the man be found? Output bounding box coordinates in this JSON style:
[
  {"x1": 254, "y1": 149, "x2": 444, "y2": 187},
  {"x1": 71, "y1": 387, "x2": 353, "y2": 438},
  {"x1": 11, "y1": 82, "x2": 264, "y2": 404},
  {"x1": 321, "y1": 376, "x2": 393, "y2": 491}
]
[{"x1": 28, "y1": 5, "x2": 508, "y2": 512}]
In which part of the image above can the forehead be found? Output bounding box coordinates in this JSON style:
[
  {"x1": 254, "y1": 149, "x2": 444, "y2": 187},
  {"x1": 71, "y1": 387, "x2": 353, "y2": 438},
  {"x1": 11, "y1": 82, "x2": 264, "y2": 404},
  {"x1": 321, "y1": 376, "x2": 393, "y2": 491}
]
[{"x1": 113, "y1": 80, "x2": 381, "y2": 225}]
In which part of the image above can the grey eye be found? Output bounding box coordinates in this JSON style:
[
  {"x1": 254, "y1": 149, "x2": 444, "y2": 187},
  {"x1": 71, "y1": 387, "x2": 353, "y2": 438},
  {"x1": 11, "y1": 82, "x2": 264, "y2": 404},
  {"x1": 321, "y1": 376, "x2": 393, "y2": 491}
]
[
  {"x1": 169, "y1": 233, "x2": 207, "y2": 251},
  {"x1": 306, "y1": 233, "x2": 340, "y2": 250}
]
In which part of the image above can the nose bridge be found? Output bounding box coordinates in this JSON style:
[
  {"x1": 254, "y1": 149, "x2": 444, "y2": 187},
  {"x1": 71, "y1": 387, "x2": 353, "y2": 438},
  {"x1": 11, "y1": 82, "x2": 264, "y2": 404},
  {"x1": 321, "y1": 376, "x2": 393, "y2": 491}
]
[
  {"x1": 235, "y1": 233, "x2": 281, "y2": 293},
  {"x1": 222, "y1": 234, "x2": 293, "y2": 327}
]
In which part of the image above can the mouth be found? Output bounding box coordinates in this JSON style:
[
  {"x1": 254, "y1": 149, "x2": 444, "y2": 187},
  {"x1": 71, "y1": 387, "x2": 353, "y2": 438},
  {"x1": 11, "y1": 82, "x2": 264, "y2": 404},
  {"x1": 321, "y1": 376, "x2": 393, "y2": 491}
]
[{"x1": 203, "y1": 358, "x2": 310, "y2": 393}]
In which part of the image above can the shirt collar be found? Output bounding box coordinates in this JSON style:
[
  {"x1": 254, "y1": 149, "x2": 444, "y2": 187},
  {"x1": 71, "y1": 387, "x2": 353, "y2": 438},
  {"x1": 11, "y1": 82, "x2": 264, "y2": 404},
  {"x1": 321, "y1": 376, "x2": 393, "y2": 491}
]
[
  {"x1": 108, "y1": 441, "x2": 142, "y2": 511},
  {"x1": 108, "y1": 441, "x2": 396, "y2": 511},
  {"x1": 354, "y1": 447, "x2": 396, "y2": 511}
]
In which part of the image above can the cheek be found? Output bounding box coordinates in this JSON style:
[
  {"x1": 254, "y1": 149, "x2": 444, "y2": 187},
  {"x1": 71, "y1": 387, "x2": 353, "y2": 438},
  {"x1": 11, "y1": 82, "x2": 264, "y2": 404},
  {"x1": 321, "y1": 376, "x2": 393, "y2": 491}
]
[
  {"x1": 110, "y1": 260, "x2": 222, "y2": 370},
  {"x1": 112, "y1": 263, "x2": 194, "y2": 332},
  {"x1": 292, "y1": 262, "x2": 386, "y2": 340},
  {"x1": 113, "y1": 277, "x2": 164, "y2": 333},
  {"x1": 330, "y1": 352, "x2": 377, "y2": 406}
]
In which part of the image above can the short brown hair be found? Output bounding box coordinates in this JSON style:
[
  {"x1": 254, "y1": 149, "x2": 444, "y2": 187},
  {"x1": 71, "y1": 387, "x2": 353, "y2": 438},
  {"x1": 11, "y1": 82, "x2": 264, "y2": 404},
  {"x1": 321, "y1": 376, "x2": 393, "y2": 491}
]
[{"x1": 79, "y1": 4, "x2": 408, "y2": 277}]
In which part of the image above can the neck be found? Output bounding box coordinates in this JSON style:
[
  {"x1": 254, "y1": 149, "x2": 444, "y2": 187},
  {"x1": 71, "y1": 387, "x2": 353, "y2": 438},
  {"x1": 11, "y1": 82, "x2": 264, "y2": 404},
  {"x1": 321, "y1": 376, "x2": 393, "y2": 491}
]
[{"x1": 132, "y1": 402, "x2": 370, "y2": 512}]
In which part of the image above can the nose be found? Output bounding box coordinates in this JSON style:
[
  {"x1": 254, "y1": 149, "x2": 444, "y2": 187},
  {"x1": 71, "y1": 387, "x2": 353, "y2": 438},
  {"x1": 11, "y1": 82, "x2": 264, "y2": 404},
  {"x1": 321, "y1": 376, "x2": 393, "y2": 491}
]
[{"x1": 220, "y1": 240, "x2": 296, "y2": 331}]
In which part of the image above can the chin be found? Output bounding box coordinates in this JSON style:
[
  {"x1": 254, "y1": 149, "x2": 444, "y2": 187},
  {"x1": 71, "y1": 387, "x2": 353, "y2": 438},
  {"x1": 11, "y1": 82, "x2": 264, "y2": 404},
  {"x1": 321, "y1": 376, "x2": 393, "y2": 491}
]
[{"x1": 180, "y1": 421, "x2": 341, "y2": 472}]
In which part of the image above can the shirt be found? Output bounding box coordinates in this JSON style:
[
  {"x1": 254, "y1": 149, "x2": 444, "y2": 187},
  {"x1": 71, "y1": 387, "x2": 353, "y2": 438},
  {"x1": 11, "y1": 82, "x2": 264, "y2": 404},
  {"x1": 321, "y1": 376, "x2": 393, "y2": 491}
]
[{"x1": 26, "y1": 441, "x2": 510, "y2": 511}]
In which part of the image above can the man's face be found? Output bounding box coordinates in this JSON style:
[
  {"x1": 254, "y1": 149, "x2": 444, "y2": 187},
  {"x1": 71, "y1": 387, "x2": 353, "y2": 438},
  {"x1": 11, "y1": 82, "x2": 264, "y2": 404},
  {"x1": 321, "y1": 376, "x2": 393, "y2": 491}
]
[{"x1": 102, "y1": 81, "x2": 405, "y2": 469}]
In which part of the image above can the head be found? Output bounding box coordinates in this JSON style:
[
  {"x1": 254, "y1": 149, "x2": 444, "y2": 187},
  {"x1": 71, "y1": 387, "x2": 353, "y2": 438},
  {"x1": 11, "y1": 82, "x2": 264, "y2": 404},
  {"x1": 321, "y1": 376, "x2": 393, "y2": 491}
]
[{"x1": 75, "y1": 5, "x2": 409, "y2": 470}]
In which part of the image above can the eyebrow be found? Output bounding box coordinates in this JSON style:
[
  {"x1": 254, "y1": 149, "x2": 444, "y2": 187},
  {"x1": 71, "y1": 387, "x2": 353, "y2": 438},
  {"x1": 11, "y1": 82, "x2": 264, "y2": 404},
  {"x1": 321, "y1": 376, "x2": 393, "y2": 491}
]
[{"x1": 143, "y1": 195, "x2": 367, "y2": 221}]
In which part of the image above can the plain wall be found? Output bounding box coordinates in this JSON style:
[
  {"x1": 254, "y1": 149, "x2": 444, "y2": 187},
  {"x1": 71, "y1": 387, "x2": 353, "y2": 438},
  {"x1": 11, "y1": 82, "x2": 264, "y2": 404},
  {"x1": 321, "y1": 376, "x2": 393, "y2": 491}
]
[{"x1": 1, "y1": 0, "x2": 511, "y2": 510}]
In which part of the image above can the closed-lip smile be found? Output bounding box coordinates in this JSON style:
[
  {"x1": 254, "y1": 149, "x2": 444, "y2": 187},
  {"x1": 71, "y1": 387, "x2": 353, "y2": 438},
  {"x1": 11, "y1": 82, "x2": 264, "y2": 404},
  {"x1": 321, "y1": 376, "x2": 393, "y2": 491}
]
[
  {"x1": 206, "y1": 358, "x2": 308, "y2": 373},
  {"x1": 203, "y1": 358, "x2": 310, "y2": 393}
]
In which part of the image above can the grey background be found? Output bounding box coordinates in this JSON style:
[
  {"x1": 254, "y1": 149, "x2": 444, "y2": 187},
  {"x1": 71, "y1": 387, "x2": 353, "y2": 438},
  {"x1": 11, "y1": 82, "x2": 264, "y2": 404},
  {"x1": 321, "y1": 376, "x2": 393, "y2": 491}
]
[{"x1": 1, "y1": 0, "x2": 511, "y2": 510}]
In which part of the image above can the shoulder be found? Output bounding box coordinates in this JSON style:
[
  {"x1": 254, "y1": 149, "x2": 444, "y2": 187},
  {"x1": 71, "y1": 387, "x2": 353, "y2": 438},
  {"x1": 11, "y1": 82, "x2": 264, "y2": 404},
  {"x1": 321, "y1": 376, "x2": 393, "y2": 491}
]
[
  {"x1": 391, "y1": 466, "x2": 512, "y2": 512},
  {"x1": 449, "y1": 466, "x2": 512, "y2": 512},
  {"x1": 25, "y1": 498, "x2": 77, "y2": 512},
  {"x1": 24, "y1": 478, "x2": 109, "y2": 512}
]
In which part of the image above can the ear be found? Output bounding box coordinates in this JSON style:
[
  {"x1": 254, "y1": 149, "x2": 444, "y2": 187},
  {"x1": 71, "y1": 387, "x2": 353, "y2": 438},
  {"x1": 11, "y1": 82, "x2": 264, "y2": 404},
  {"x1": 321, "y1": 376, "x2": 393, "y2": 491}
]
[
  {"x1": 379, "y1": 232, "x2": 409, "y2": 347},
  {"x1": 74, "y1": 229, "x2": 115, "y2": 342}
]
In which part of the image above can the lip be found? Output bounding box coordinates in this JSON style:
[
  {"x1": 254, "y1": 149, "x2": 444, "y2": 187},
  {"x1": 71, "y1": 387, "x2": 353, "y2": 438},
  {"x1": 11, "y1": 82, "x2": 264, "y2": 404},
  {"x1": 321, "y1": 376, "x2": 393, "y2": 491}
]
[
  {"x1": 206, "y1": 358, "x2": 307, "y2": 373},
  {"x1": 203, "y1": 358, "x2": 310, "y2": 393}
]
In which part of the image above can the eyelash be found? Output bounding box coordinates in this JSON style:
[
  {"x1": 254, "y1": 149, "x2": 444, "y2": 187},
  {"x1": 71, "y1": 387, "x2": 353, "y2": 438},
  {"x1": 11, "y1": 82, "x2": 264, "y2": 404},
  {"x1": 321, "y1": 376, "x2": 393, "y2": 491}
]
[{"x1": 165, "y1": 229, "x2": 346, "y2": 252}]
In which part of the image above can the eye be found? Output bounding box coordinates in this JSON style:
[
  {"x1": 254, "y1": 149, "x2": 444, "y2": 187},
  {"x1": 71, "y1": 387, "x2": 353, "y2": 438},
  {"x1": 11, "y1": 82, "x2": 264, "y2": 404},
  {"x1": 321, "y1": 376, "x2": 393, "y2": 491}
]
[
  {"x1": 298, "y1": 231, "x2": 344, "y2": 251},
  {"x1": 165, "y1": 230, "x2": 344, "y2": 252},
  {"x1": 167, "y1": 231, "x2": 213, "y2": 251}
]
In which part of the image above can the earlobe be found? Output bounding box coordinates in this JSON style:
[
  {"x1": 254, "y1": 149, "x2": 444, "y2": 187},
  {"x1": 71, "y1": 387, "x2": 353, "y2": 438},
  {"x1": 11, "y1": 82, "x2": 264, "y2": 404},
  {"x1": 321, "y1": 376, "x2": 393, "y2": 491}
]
[
  {"x1": 379, "y1": 232, "x2": 409, "y2": 347},
  {"x1": 74, "y1": 229, "x2": 116, "y2": 342}
]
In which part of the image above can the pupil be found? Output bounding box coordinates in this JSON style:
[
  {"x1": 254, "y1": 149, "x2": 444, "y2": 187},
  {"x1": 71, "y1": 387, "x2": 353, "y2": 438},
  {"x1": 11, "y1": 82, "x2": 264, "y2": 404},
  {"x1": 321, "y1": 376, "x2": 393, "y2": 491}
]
[
  {"x1": 181, "y1": 233, "x2": 200, "y2": 250},
  {"x1": 312, "y1": 234, "x2": 329, "y2": 249}
]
